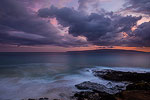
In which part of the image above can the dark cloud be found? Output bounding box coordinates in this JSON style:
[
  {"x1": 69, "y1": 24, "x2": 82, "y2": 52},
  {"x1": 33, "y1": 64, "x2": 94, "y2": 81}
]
[
  {"x1": 1, "y1": 0, "x2": 150, "y2": 48},
  {"x1": 38, "y1": 6, "x2": 143, "y2": 47},
  {"x1": 131, "y1": 22, "x2": 150, "y2": 47},
  {"x1": 38, "y1": 6, "x2": 112, "y2": 42},
  {"x1": 124, "y1": 0, "x2": 150, "y2": 15},
  {"x1": 0, "y1": 0, "x2": 87, "y2": 47}
]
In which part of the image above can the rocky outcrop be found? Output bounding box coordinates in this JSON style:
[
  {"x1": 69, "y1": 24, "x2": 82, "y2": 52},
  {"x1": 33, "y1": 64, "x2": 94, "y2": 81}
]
[
  {"x1": 74, "y1": 81, "x2": 120, "y2": 100},
  {"x1": 26, "y1": 69, "x2": 150, "y2": 100},
  {"x1": 25, "y1": 98, "x2": 60, "y2": 100},
  {"x1": 75, "y1": 81, "x2": 123, "y2": 94},
  {"x1": 126, "y1": 81, "x2": 150, "y2": 90},
  {"x1": 115, "y1": 81, "x2": 150, "y2": 100},
  {"x1": 74, "y1": 91, "x2": 116, "y2": 100},
  {"x1": 93, "y1": 69, "x2": 150, "y2": 82},
  {"x1": 74, "y1": 69, "x2": 150, "y2": 100},
  {"x1": 116, "y1": 90, "x2": 150, "y2": 100},
  {"x1": 27, "y1": 98, "x2": 49, "y2": 100}
]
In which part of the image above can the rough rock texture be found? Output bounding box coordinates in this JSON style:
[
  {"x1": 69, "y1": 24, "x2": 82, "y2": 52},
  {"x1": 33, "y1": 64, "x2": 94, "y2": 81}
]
[
  {"x1": 74, "y1": 91, "x2": 116, "y2": 100},
  {"x1": 75, "y1": 81, "x2": 122, "y2": 94},
  {"x1": 93, "y1": 69, "x2": 150, "y2": 82},
  {"x1": 74, "y1": 81, "x2": 119, "y2": 100},
  {"x1": 74, "y1": 70, "x2": 150, "y2": 100},
  {"x1": 126, "y1": 82, "x2": 150, "y2": 90},
  {"x1": 116, "y1": 90, "x2": 150, "y2": 100},
  {"x1": 26, "y1": 70, "x2": 150, "y2": 100},
  {"x1": 115, "y1": 81, "x2": 150, "y2": 100},
  {"x1": 27, "y1": 98, "x2": 49, "y2": 100}
]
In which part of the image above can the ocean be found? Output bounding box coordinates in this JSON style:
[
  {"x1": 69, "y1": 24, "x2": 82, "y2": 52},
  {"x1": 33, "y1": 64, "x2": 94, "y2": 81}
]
[{"x1": 0, "y1": 52, "x2": 150, "y2": 100}]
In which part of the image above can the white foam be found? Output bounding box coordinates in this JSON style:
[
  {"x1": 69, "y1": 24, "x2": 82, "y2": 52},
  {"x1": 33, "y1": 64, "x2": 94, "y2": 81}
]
[
  {"x1": 93, "y1": 66, "x2": 150, "y2": 73},
  {"x1": 0, "y1": 66, "x2": 150, "y2": 100}
]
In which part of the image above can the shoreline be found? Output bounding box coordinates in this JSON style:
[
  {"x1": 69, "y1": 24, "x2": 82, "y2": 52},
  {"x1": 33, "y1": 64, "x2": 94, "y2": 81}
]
[{"x1": 21, "y1": 67, "x2": 150, "y2": 100}]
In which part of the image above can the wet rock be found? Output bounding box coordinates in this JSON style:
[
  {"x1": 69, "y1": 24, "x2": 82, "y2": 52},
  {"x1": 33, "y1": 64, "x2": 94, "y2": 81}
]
[
  {"x1": 115, "y1": 81, "x2": 150, "y2": 100},
  {"x1": 126, "y1": 81, "x2": 150, "y2": 90},
  {"x1": 75, "y1": 81, "x2": 123, "y2": 94},
  {"x1": 28, "y1": 99, "x2": 36, "y2": 100},
  {"x1": 106, "y1": 82, "x2": 112, "y2": 87},
  {"x1": 115, "y1": 90, "x2": 150, "y2": 100},
  {"x1": 74, "y1": 91, "x2": 116, "y2": 100},
  {"x1": 44, "y1": 98, "x2": 49, "y2": 100},
  {"x1": 75, "y1": 81, "x2": 108, "y2": 92},
  {"x1": 39, "y1": 98, "x2": 49, "y2": 100},
  {"x1": 93, "y1": 69, "x2": 150, "y2": 82},
  {"x1": 27, "y1": 97, "x2": 49, "y2": 100}
]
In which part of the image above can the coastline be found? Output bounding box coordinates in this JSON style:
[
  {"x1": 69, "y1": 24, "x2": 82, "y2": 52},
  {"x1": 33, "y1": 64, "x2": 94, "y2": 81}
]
[{"x1": 20, "y1": 67, "x2": 150, "y2": 100}]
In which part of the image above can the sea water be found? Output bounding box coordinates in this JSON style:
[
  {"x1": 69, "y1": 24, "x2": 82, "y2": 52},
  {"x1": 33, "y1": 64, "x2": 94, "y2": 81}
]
[{"x1": 0, "y1": 52, "x2": 150, "y2": 100}]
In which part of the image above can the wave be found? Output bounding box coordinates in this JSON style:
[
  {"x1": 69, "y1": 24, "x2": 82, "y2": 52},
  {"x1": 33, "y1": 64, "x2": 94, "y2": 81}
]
[{"x1": 0, "y1": 66, "x2": 150, "y2": 100}]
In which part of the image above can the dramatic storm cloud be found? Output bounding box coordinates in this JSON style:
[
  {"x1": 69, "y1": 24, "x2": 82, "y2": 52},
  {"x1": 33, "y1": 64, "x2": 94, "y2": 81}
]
[
  {"x1": 0, "y1": 0, "x2": 86, "y2": 47},
  {"x1": 124, "y1": 0, "x2": 150, "y2": 15},
  {"x1": 131, "y1": 22, "x2": 150, "y2": 47},
  {"x1": 38, "y1": 6, "x2": 142, "y2": 46},
  {"x1": 122, "y1": 0, "x2": 150, "y2": 46},
  {"x1": 0, "y1": 0, "x2": 150, "y2": 50}
]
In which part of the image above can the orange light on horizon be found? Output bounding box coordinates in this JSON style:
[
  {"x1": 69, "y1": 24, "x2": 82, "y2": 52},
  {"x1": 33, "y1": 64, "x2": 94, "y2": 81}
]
[
  {"x1": 109, "y1": 46, "x2": 150, "y2": 52},
  {"x1": 67, "y1": 45, "x2": 150, "y2": 53}
]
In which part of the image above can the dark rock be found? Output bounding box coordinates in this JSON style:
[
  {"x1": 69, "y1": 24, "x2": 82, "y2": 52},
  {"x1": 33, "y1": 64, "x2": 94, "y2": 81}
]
[
  {"x1": 93, "y1": 69, "x2": 150, "y2": 82},
  {"x1": 75, "y1": 81, "x2": 123, "y2": 94},
  {"x1": 75, "y1": 81, "x2": 108, "y2": 92},
  {"x1": 74, "y1": 91, "x2": 116, "y2": 100},
  {"x1": 126, "y1": 81, "x2": 150, "y2": 90},
  {"x1": 43, "y1": 98, "x2": 49, "y2": 100},
  {"x1": 114, "y1": 85, "x2": 125, "y2": 90},
  {"x1": 115, "y1": 81, "x2": 150, "y2": 100},
  {"x1": 106, "y1": 82, "x2": 112, "y2": 87},
  {"x1": 39, "y1": 98, "x2": 47, "y2": 100},
  {"x1": 28, "y1": 99, "x2": 36, "y2": 100},
  {"x1": 115, "y1": 90, "x2": 150, "y2": 100},
  {"x1": 27, "y1": 98, "x2": 49, "y2": 100}
]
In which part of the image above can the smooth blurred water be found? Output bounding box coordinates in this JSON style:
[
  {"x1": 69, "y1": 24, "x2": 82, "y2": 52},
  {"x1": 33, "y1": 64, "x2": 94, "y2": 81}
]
[{"x1": 0, "y1": 52, "x2": 150, "y2": 100}]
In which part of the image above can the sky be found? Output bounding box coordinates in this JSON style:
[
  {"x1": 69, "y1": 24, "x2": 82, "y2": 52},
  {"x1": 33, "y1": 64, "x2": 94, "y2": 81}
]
[{"x1": 0, "y1": 0, "x2": 150, "y2": 52}]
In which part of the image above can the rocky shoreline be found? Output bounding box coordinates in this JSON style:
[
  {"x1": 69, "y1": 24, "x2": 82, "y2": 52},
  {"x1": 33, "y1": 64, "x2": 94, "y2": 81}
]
[
  {"x1": 25, "y1": 69, "x2": 150, "y2": 100},
  {"x1": 73, "y1": 69, "x2": 150, "y2": 100}
]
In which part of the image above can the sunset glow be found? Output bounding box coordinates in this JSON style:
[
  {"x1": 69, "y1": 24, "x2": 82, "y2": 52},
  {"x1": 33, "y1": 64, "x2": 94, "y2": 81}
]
[
  {"x1": 0, "y1": 0, "x2": 150, "y2": 52},
  {"x1": 0, "y1": 1, "x2": 150, "y2": 100}
]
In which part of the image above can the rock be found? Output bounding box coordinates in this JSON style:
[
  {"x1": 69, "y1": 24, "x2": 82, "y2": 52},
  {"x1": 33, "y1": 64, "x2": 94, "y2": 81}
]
[
  {"x1": 126, "y1": 81, "x2": 150, "y2": 90},
  {"x1": 75, "y1": 81, "x2": 108, "y2": 92},
  {"x1": 43, "y1": 98, "x2": 49, "y2": 100},
  {"x1": 27, "y1": 98, "x2": 49, "y2": 100},
  {"x1": 39, "y1": 98, "x2": 49, "y2": 100},
  {"x1": 74, "y1": 91, "x2": 116, "y2": 100},
  {"x1": 39, "y1": 98, "x2": 44, "y2": 100},
  {"x1": 106, "y1": 82, "x2": 112, "y2": 87},
  {"x1": 115, "y1": 82, "x2": 150, "y2": 100},
  {"x1": 93, "y1": 69, "x2": 150, "y2": 82},
  {"x1": 75, "y1": 81, "x2": 123, "y2": 94},
  {"x1": 115, "y1": 90, "x2": 150, "y2": 100}
]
